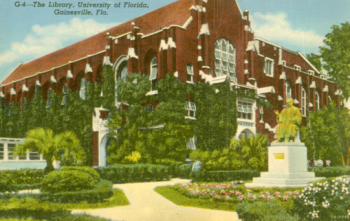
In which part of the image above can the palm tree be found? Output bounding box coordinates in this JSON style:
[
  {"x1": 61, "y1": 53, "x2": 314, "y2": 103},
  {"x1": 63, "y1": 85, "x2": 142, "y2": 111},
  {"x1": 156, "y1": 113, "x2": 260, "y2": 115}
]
[
  {"x1": 14, "y1": 128, "x2": 86, "y2": 173},
  {"x1": 230, "y1": 134, "x2": 268, "y2": 171}
]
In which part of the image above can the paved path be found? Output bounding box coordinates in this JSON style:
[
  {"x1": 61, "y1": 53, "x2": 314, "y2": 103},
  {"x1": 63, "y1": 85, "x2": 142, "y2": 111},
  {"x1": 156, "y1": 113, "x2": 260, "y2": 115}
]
[{"x1": 72, "y1": 178, "x2": 240, "y2": 221}]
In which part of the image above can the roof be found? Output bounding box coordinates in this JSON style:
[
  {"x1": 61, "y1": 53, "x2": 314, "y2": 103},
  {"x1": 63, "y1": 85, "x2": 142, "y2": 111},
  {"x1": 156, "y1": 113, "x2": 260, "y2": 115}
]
[{"x1": 1, "y1": 0, "x2": 194, "y2": 86}]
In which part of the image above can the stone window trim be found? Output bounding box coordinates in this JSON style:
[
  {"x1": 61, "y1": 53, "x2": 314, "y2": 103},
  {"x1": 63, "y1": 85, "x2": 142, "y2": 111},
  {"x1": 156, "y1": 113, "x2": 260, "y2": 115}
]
[
  {"x1": 186, "y1": 63, "x2": 194, "y2": 83},
  {"x1": 214, "y1": 38, "x2": 236, "y2": 82},
  {"x1": 79, "y1": 78, "x2": 86, "y2": 100},
  {"x1": 61, "y1": 83, "x2": 68, "y2": 106},
  {"x1": 264, "y1": 57, "x2": 275, "y2": 77},
  {"x1": 301, "y1": 87, "x2": 307, "y2": 117},
  {"x1": 259, "y1": 106, "x2": 264, "y2": 123},
  {"x1": 285, "y1": 81, "x2": 293, "y2": 100}
]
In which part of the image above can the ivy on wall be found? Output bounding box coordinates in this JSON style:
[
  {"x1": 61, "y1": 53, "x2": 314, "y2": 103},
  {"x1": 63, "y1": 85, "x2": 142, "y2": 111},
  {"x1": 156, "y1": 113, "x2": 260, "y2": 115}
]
[{"x1": 0, "y1": 79, "x2": 103, "y2": 166}]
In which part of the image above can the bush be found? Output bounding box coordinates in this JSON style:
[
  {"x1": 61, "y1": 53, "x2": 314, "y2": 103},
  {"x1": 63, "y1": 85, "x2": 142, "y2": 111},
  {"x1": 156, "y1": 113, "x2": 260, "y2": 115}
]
[
  {"x1": 236, "y1": 201, "x2": 297, "y2": 221},
  {"x1": 61, "y1": 166, "x2": 100, "y2": 182},
  {"x1": 292, "y1": 176, "x2": 350, "y2": 220},
  {"x1": 171, "y1": 164, "x2": 192, "y2": 179},
  {"x1": 308, "y1": 166, "x2": 350, "y2": 177},
  {"x1": 41, "y1": 170, "x2": 98, "y2": 193},
  {"x1": 95, "y1": 164, "x2": 170, "y2": 183},
  {"x1": 191, "y1": 170, "x2": 260, "y2": 182}
]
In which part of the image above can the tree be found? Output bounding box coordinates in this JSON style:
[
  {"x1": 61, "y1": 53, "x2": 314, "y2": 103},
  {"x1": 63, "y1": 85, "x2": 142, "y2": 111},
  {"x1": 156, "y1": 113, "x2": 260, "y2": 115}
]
[
  {"x1": 14, "y1": 128, "x2": 86, "y2": 173},
  {"x1": 301, "y1": 102, "x2": 350, "y2": 166},
  {"x1": 230, "y1": 134, "x2": 268, "y2": 171},
  {"x1": 307, "y1": 22, "x2": 350, "y2": 100}
]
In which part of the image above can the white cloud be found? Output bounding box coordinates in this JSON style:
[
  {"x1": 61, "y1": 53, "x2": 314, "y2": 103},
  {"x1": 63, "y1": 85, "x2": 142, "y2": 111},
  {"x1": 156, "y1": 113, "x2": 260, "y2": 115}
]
[
  {"x1": 0, "y1": 18, "x2": 119, "y2": 67},
  {"x1": 250, "y1": 12, "x2": 324, "y2": 51}
]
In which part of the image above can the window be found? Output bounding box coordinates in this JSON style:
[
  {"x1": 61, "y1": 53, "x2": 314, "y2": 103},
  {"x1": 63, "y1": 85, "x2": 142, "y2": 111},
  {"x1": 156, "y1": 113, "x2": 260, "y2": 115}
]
[
  {"x1": 301, "y1": 88, "x2": 307, "y2": 116},
  {"x1": 116, "y1": 61, "x2": 128, "y2": 82},
  {"x1": 61, "y1": 84, "x2": 68, "y2": 106},
  {"x1": 187, "y1": 64, "x2": 194, "y2": 83},
  {"x1": 239, "y1": 129, "x2": 253, "y2": 140},
  {"x1": 328, "y1": 96, "x2": 332, "y2": 105},
  {"x1": 80, "y1": 78, "x2": 86, "y2": 100},
  {"x1": 0, "y1": 144, "x2": 4, "y2": 160},
  {"x1": 214, "y1": 38, "x2": 236, "y2": 81},
  {"x1": 264, "y1": 58, "x2": 274, "y2": 77},
  {"x1": 315, "y1": 92, "x2": 320, "y2": 111},
  {"x1": 7, "y1": 144, "x2": 16, "y2": 160},
  {"x1": 185, "y1": 101, "x2": 196, "y2": 119},
  {"x1": 150, "y1": 57, "x2": 158, "y2": 91},
  {"x1": 285, "y1": 81, "x2": 292, "y2": 99},
  {"x1": 259, "y1": 107, "x2": 264, "y2": 123},
  {"x1": 187, "y1": 137, "x2": 196, "y2": 150},
  {"x1": 237, "y1": 101, "x2": 253, "y2": 120},
  {"x1": 144, "y1": 104, "x2": 154, "y2": 112},
  {"x1": 29, "y1": 152, "x2": 40, "y2": 160},
  {"x1": 46, "y1": 89, "x2": 52, "y2": 109}
]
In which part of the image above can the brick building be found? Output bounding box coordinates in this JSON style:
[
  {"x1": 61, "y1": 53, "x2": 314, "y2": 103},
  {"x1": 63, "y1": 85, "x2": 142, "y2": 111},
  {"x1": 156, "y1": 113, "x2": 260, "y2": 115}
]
[{"x1": 0, "y1": 0, "x2": 341, "y2": 167}]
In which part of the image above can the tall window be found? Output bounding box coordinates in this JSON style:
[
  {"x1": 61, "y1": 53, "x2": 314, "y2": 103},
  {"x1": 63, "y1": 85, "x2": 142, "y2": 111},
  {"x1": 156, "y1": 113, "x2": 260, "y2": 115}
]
[
  {"x1": 150, "y1": 57, "x2": 158, "y2": 91},
  {"x1": 237, "y1": 101, "x2": 253, "y2": 120},
  {"x1": 301, "y1": 88, "x2": 307, "y2": 116},
  {"x1": 116, "y1": 61, "x2": 128, "y2": 82},
  {"x1": 185, "y1": 100, "x2": 196, "y2": 119},
  {"x1": 264, "y1": 58, "x2": 274, "y2": 77},
  {"x1": 187, "y1": 64, "x2": 194, "y2": 83},
  {"x1": 315, "y1": 92, "x2": 320, "y2": 111},
  {"x1": 61, "y1": 84, "x2": 68, "y2": 106},
  {"x1": 29, "y1": 151, "x2": 40, "y2": 160},
  {"x1": 7, "y1": 144, "x2": 16, "y2": 160},
  {"x1": 46, "y1": 89, "x2": 52, "y2": 109},
  {"x1": 0, "y1": 144, "x2": 4, "y2": 160},
  {"x1": 285, "y1": 81, "x2": 292, "y2": 99},
  {"x1": 215, "y1": 38, "x2": 236, "y2": 81},
  {"x1": 79, "y1": 78, "x2": 86, "y2": 100},
  {"x1": 187, "y1": 137, "x2": 196, "y2": 150}
]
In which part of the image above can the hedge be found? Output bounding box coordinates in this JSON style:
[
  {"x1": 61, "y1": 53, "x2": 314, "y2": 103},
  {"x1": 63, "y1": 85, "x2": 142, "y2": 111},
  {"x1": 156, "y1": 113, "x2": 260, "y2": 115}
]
[
  {"x1": 61, "y1": 166, "x2": 100, "y2": 181},
  {"x1": 236, "y1": 201, "x2": 297, "y2": 221},
  {"x1": 308, "y1": 166, "x2": 350, "y2": 177},
  {"x1": 41, "y1": 170, "x2": 98, "y2": 193},
  {"x1": 0, "y1": 169, "x2": 44, "y2": 185},
  {"x1": 190, "y1": 170, "x2": 260, "y2": 182},
  {"x1": 95, "y1": 164, "x2": 171, "y2": 183},
  {"x1": 170, "y1": 164, "x2": 192, "y2": 179},
  {"x1": 1, "y1": 179, "x2": 113, "y2": 204}
]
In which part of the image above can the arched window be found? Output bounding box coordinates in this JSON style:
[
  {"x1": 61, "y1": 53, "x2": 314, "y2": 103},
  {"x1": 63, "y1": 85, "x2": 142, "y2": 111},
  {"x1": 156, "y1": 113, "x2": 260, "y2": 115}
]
[
  {"x1": 61, "y1": 84, "x2": 68, "y2": 106},
  {"x1": 214, "y1": 38, "x2": 236, "y2": 82},
  {"x1": 79, "y1": 78, "x2": 86, "y2": 100},
  {"x1": 150, "y1": 57, "x2": 158, "y2": 91},
  {"x1": 315, "y1": 92, "x2": 320, "y2": 111},
  {"x1": 301, "y1": 87, "x2": 306, "y2": 116},
  {"x1": 285, "y1": 81, "x2": 292, "y2": 99},
  {"x1": 116, "y1": 61, "x2": 128, "y2": 82},
  {"x1": 239, "y1": 129, "x2": 254, "y2": 140},
  {"x1": 46, "y1": 88, "x2": 52, "y2": 109}
]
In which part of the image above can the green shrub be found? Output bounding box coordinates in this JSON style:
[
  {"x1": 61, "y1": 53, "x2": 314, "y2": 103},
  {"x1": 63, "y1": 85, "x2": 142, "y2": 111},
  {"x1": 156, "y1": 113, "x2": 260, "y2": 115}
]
[
  {"x1": 61, "y1": 166, "x2": 100, "y2": 181},
  {"x1": 95, "y1": 164, "x2": 170, "y2": 183},
  {"x1": 172, "y1": 164, "x2": 192, "y2": 179},
  {"x1": 236, "y1": 201, "x2": 297, "y2": 221},
  {"x1": 41, "y1": 170, "x2": 98, "y2": 193},
  {"x1": 191, "y1": 170, "x2": 260, "y2": 182},
  {"x1": 0, "y1": 169, "x2": 44, "y2": 185},
  {"x1": 308, "y1": 166, "x2": 350, "y2": 177}
]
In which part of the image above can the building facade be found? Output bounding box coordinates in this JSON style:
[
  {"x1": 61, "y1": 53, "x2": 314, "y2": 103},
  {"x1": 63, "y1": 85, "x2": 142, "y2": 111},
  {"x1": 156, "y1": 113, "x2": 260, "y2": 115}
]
[{"x1": 0, "y1": 0, "x2": 341, "y2": 167}]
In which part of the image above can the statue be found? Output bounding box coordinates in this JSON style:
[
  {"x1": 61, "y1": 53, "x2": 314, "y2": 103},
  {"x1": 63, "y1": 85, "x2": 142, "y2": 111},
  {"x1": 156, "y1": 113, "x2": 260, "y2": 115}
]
[{"x1": 274, "y1": 98, "x2": 302, "y2": 143}]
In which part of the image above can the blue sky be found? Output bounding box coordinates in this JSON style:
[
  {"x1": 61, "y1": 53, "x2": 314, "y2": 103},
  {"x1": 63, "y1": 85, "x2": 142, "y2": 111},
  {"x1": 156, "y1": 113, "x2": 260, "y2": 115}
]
[{"x1": 0, "y1": 0, "x2": 349, "y2": 82}]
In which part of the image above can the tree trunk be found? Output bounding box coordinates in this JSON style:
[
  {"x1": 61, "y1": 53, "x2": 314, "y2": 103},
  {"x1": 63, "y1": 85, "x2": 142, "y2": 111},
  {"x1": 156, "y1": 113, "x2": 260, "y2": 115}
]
[{"x1": 44, "y1": 156, "x2": 54, "y2": 174}]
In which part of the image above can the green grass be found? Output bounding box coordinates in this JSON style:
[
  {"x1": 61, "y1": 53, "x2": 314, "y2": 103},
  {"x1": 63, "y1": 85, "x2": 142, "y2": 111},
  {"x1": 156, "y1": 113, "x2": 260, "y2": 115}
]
[{"x1": 155, "y1": 186, "x2": 236, "y2": 212}]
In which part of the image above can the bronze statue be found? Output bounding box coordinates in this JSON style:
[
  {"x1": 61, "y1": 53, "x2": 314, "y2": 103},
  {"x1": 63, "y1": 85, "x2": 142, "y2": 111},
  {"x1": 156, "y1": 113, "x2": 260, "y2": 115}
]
[{"x1": 274, "y1": 98, "x2": 302, "y2": 143}]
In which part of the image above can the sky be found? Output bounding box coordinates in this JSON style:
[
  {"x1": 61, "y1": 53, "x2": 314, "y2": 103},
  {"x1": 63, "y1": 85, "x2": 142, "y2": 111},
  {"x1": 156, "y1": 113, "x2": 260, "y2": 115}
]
[{"x1": 0, "y1": 0, "x2": 349, "y2": 83}]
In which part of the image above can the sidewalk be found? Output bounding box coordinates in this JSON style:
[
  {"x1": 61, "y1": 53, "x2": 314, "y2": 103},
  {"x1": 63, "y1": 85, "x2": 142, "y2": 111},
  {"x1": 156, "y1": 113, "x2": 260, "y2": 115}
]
[{"x1": 72, "y1": 178, "x2": 240, "y2": 221}]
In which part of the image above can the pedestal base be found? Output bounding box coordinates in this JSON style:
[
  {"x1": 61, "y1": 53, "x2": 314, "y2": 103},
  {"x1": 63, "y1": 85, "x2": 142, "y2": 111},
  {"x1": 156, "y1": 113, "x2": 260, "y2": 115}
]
[{"x1": 246, "y1": 143, "x2": 325, "y2": 188}]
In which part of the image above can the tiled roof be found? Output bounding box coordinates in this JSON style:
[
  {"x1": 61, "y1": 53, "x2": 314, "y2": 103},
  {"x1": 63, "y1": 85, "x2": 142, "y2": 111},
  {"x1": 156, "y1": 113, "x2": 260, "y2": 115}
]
[{"x1": 2, "y1": 0, "x2": 194, "y2": 85}]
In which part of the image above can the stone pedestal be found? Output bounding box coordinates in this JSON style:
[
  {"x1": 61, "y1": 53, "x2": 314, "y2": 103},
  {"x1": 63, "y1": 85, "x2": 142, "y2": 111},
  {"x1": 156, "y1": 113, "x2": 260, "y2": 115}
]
[{"x1": 245, "y1": 143, "x2": 325, "y2": 188}]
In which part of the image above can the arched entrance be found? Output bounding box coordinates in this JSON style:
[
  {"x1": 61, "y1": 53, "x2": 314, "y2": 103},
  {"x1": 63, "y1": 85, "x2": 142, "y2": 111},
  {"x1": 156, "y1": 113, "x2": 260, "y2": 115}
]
[
  {"x1": 238, "y1": 129, "x2": 254, "y2": 140},
  {"x1": 99, "y1": 135, "x2": 116, "y2": 167}
]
